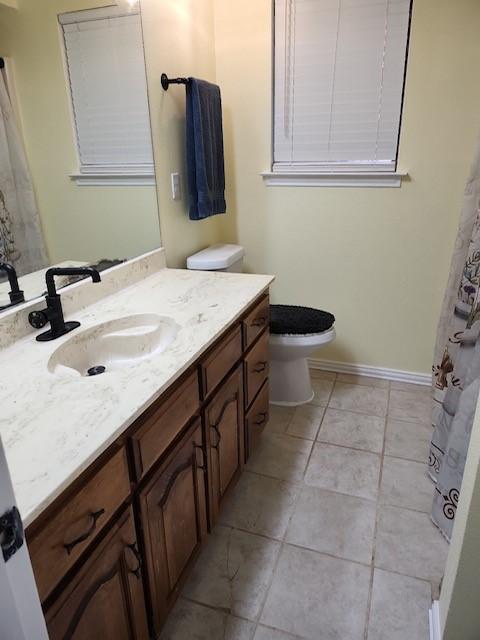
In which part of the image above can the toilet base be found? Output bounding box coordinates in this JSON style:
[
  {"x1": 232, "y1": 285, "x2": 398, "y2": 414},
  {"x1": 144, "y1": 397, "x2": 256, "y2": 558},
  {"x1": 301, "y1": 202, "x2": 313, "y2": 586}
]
[{"x1": 269, "y1": 357, "x2": 314, "y2": 406}]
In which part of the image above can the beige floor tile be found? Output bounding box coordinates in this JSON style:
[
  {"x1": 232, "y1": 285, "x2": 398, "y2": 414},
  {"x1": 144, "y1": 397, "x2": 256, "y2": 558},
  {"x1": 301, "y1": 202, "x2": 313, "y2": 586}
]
[
  {"x1": 219, "y1": 471, "x2": 300, "y2": 539},
  {"x1": 380, "y1": 456, "x2": 433, "y2": 513},
  {"x1": 254, "y1": 626, "x2": 304, "y2": 639},
  {"x1": 318, "y1": 408, "x2": 385, "y2": 453},
  {"x1": 310, "y1": 369, "x2": 336, "y2": 381},
  {"x1": 389, "y1": 390, "x2": 431, "y2": 424},
  {"x1": 375, "y1": 506, "x2": 448, "y2": 585},
  {"x1": 183, "y1": 526, "x2": 281, "y2": 620},
  {"x1": 261, "y1": 544, "x2": 371, "y2": 640},
  {"x1": 390, "y1": 380, "x2": 431, "y2": 395},
  {"x1": 337, "y1": 373, "x2": 389, "y2": 389},
  {"x1": 286, "y1": 404, "x2": 325, "y2": 440},
  {"x1": 247, "y1": 433, "x2": 313, "y2": 483},
  {"x1": 160, "y1": 598, "x2": 256, "y2": 640},
  {"x1": 385, "y1": 418, "x2": 432, "y2": 462},
  {"x1": 266, "y1": 406, "x2": 295, "y2": 435},
  {"x1": 310, "y1": 378, "x2": 334, "y2": 406},
  {"x1": 367, "y1": 569, "x2": 431, "y2": 640},
  {"x1": 285, "y1": 485, "x2": 376, "y2": 564},
  {"x1": 329, "y1": 383, "x2": 388, "y2": 417},
  {"x1": 305, "y1": 442, "x2": 381, "y2": 501}
]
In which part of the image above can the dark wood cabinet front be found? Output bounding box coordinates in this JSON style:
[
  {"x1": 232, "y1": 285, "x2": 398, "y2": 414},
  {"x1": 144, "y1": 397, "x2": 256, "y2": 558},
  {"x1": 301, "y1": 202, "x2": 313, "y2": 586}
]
[
  {"x1": 206, "y1": 365, "x2": 245, "y2": 524},
  {"x1": 138, "y1": 418, "x2": 208, "y2": 635},
  {"x1": 45, "y1": 508, "x2": 149, "y2": 640}
]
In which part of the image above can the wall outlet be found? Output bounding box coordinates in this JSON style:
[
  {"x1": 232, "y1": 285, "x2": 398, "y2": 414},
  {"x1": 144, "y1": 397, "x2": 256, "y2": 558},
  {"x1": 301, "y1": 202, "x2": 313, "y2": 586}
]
[{"x1": 170, "y1": 172, "x2": 181, "y2": 200}]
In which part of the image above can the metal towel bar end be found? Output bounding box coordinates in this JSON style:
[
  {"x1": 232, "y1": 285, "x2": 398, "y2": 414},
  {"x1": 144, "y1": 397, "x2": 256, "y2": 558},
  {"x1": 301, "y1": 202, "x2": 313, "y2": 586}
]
[{"x1": 161, "y1": 73, "x2": 189, "y2": 91}]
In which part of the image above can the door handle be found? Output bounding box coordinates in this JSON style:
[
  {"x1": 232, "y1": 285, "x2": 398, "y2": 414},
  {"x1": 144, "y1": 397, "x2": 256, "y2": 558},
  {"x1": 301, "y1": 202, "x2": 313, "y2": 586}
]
[{"x1": 253, "y1": 361, "x2": 267, "y2": 374}]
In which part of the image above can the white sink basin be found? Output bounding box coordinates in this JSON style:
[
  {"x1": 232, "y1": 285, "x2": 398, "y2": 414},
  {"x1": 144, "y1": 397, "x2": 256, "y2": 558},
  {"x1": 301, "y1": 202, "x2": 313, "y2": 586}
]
[{"x1": 48, "y1": 313, "x2": 179, "y2": 377}]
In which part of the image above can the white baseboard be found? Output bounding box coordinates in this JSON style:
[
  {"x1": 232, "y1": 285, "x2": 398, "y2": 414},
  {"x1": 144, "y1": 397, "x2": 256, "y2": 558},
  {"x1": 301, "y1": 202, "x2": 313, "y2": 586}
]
[
  {"x1": 429, "y1": 601, "x2": 442, "y2": 640},
  {"x1": 308, "y1": 358, "x2": 431, "y2": 386}
]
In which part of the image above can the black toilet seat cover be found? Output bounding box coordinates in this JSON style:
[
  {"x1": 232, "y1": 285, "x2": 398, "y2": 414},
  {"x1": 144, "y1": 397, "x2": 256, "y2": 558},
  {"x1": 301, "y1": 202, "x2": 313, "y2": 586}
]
[{"x1": 269, "y1": 304, "x2": 335, "y2": 336}]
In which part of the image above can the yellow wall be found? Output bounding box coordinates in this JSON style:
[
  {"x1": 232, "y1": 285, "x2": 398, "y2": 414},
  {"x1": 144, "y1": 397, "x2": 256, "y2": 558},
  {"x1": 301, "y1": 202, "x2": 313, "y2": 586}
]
[
  {"x1": 0, "y1": 0, "x2": 161, "y2": 264},
  {"x1": 140, "y1": 0, "x2": 223, "y2": 269},
  {"x1": 214, "y1": 0, "x2": 480, "y2": 373}
]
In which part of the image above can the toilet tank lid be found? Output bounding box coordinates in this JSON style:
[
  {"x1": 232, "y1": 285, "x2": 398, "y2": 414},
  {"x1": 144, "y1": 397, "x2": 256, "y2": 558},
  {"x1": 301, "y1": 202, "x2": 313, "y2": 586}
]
[{"x1": 187, "y1": 244, "x2": 245, "y2": 270}]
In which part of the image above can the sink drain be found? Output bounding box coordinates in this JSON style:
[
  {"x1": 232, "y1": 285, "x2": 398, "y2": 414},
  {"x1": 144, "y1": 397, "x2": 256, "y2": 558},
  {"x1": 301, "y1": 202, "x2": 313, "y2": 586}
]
[{"x1": 87, "y1": 365, "x2": 106, "y2": 376}]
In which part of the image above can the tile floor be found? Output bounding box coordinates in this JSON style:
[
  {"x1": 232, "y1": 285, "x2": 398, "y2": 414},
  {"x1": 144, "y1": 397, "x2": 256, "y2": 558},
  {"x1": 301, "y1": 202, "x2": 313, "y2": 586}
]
[{"x1": 160, "y1": 371, "x2": 449, "y2": 640}]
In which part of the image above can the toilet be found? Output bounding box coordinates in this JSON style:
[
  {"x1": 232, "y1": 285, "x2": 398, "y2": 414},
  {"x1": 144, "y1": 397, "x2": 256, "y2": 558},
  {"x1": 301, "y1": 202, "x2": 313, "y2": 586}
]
[{"x1": 186, "y1": 244, "x2": 336, "y2": 406}]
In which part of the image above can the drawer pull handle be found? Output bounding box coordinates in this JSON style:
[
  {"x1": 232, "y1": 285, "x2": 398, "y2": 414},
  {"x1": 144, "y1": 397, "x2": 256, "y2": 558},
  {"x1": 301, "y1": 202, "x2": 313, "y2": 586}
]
[
  {"x1": 64, "y1": 508, "x2": 105, "y2": 555},
  {"x1": 251, "y1": 316, "x2": 266, "y2": 327},
  {"x1": 254, "y1": 411, "x2": 268, "y2": 426},
  {"x1": 253, "y1": 361, "x2": 267, "y2": 374},
  {"x1": 211, "y1": 423, "x2": 221, "y2": 449},
  {"x1": 127, "y1": 542, "x2": 142, "y2": 579},
  {"x1": 194, "y1": 443, "x2": 207, "y2": 470}
]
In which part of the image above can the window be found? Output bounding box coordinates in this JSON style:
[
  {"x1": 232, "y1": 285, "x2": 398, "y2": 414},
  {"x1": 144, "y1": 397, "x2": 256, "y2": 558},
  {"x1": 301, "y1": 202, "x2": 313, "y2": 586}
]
[
  {"x1": 59, "y1": 5, "x2": 154, "y2": 185},
  {"x1": 268, "y1": 0, "x2": 412, "y2": 185}
]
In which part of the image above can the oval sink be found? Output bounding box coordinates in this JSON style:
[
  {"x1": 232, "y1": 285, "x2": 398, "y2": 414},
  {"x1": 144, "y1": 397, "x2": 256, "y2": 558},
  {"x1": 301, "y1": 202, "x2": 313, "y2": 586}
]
[{"x1": 48, "y1": 314, "x2": 179, "y2": 377}]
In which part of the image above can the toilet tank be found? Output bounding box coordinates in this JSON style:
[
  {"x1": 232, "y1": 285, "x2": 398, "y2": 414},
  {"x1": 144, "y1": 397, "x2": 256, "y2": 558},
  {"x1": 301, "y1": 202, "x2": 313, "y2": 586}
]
[{"x1": 186, "y1": 244, "x2": 245, "y2": 273}]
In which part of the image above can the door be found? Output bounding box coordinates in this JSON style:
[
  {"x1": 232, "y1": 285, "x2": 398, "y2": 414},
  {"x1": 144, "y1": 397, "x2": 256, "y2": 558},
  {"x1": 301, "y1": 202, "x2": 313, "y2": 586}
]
[
  {"x1": 0, "y1": 437, "x2": 49, "y2": 640},
  {"x1": 206, "y1": 365, "x2": 245, "y2": 524},
  {"x1": 139, "y1": 419, "x2": 208, "y2": 635},
  {"x1": 45, "y1": 507, "x2": 149, "y2": 640}
]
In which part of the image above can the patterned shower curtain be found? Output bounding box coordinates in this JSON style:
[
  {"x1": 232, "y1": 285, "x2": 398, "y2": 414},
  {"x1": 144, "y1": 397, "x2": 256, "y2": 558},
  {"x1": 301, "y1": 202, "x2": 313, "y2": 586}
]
[
  {"x1": 0, "y1": 68, "x2": 46, "y2": 276},
  {"x1": 429, "y1": 134, "x2": 480, "y2": 541}
]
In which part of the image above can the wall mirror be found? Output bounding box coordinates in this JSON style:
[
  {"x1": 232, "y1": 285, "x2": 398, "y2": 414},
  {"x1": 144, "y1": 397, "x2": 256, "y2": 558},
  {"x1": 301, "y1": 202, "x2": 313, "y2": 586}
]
[{"x1": 0, "y1": 0, "x2": 161, "y2": 311}]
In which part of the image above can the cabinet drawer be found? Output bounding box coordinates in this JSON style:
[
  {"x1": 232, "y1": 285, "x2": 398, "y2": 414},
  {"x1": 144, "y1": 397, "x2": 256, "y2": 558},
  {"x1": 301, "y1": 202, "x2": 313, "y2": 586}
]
[
  {"x1": 243, "y1": 294, "x2": 269, "y2": 349},
  {"x1": 200, "y1": 325, "x2": 242, "y2": 397},
  {"x1": 131, "y1": 370, "x2": 200, "y2": 479},
  {"x1": 244, "y1": 329, "x2": 269, "y2": 407},
  {"x1": 29, "y1": 446, "x2": 131, "y2": 603},
  {"x1": 45, "y1": 507, "x2": 149, "y2": 640},
  {"x1": 245, "y1": 379, "x2": 269, "y2": 459}
]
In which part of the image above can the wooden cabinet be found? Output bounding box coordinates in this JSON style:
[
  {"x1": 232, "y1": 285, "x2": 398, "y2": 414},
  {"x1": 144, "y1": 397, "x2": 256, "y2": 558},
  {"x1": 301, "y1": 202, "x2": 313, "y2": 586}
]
[
  {"x1": 243, "y1": 294, "x2": 269, "y2": 349},
  {"x1": 200, "y1": 325, "x2": 242, "y2": 397},
  {"x1": 45, "y1": 508, "x2": 149, "y2": 640},
  {"x1": 205, "y1": 365, "x2": 244, "y2": 524},
  {"x1": 130, "y1": 370, "x2": 200, "y2": 480},
  {"x1": 138, "y1": 419, "x2": 208, "y2": 635},
  {"x1": 30, "y1": 290, "x2": 270, "y2": 639},
  {"x1": 244, "y1": 329, "x2": 269, "y2": 408},
  {"x1": 245, "y1": 380, "x2": 269, "y2": 459},
  {"x1": 29, "y1": 446, "x2": 131, "y2": 602}
]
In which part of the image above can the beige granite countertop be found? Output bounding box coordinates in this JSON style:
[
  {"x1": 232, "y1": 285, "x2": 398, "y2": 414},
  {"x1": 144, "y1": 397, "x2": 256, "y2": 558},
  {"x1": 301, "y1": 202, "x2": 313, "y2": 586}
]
[{"x1": 0, "y1": 267, "x2": 273, "y2": 526}]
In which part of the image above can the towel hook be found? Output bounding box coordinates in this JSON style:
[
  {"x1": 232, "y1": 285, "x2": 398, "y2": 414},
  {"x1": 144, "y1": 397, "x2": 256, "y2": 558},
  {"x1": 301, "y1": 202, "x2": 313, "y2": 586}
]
[{"x1": 161, "y1": 73, "x2": 189, "y2": 91}]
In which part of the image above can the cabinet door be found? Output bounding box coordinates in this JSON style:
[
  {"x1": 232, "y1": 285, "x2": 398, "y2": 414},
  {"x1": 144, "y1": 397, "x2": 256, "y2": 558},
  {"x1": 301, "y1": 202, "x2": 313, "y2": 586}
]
[
  {"x1": 206, "y1": 365, "x2": 245, "y2": 524},
  {"x1": 139, "y1": 419, "x2": 208, "y2": 635},
  {"x1": 45, "y1": 508, "x2": 149, "y2": 640}
]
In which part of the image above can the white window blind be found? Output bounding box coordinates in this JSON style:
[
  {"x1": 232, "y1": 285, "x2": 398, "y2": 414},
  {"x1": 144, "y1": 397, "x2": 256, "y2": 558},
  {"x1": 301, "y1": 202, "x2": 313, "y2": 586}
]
[
  {"x1": 60, "y1": 7, "x2": 154, "y2": 181},
  {"x1": 273, "y1": 0, "x2": 411, "y2": 173}
]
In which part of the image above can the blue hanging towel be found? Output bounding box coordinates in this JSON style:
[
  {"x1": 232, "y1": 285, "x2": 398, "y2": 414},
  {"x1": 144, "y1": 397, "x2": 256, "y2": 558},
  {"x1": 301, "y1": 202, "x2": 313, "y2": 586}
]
[{"x1": 186, "y1": 78, "x2": 226, "y2": 220}]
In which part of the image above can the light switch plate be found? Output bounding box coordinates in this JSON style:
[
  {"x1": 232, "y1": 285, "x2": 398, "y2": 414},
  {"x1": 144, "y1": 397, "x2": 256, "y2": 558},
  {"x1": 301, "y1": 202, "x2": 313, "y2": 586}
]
[{"x1": 170, "y1": 172, "x2": 181, "y2": 200}]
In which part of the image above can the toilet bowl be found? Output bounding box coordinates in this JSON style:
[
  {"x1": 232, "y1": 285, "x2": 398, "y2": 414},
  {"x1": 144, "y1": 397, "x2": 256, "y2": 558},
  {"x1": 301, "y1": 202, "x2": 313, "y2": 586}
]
[
  {"x1": 269, "y1": 305, "x2": 336, "y2": 406},
  {"x1": 185, "y1": 245, "x2": 336, "y2": 407}
]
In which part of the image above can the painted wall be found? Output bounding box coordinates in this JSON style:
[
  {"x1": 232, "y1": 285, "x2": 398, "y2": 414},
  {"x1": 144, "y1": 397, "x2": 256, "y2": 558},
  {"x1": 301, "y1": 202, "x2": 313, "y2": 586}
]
[
  {"x1": 0, "y1": 0, "x2": 161, "y2": 264},
  {"x1": 140, "y1": 0, "x2": 223, "y2": 269},
  {"x1": 213, "y1": 0, "x2": 480, "y2": 373}
]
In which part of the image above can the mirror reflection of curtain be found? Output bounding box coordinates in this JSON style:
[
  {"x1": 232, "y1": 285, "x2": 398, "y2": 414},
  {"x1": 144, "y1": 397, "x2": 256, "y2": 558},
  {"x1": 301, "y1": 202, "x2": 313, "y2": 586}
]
[
  {"x1": 429, "y1": 133, "x2": 480, "y2": 541},
  {"x1": 0, "y1": 69, "x2": 46, "y2": 276}
]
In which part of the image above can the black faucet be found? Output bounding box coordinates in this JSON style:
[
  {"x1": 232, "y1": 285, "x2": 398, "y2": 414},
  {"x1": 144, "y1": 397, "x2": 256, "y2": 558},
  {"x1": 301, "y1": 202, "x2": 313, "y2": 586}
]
[
  {"x1": 28, "y1": 267, "x2": 101, "y2": 342},
  {"x1": 0, "y1": 262, "x2": 25, "y2": 309}
]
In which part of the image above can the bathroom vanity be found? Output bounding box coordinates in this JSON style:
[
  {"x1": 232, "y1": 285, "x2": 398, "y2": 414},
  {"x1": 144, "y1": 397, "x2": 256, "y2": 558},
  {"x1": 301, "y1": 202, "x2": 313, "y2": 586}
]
[{"x1": 0, "y1": 255, "x2": 272, "y2": 639}]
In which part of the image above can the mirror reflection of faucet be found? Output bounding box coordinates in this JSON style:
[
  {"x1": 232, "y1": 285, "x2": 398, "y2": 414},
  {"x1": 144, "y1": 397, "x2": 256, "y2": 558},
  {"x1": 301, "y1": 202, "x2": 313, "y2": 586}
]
[
  {"x1": 0, "y1": 263, "x2": 25, "y2": 310},
  {"x1": 28, "y1": 267, "x2": 101, "y2": 342}
]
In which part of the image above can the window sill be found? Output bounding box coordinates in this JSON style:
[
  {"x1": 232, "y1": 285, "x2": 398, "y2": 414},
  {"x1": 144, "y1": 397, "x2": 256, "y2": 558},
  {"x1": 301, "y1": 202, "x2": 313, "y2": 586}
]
[
  {"x1": 70, "y1": 172, "x2": 155, "y2": 187},
  {"x1": 261, "y1": 170, "x2": 408, "y2": 188}
]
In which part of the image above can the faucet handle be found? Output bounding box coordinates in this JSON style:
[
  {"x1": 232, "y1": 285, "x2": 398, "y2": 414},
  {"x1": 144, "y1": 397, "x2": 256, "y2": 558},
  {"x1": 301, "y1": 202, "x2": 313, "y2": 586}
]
[{"x1": 28, "y1": 310, "x2": 49, "y2": 329}]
